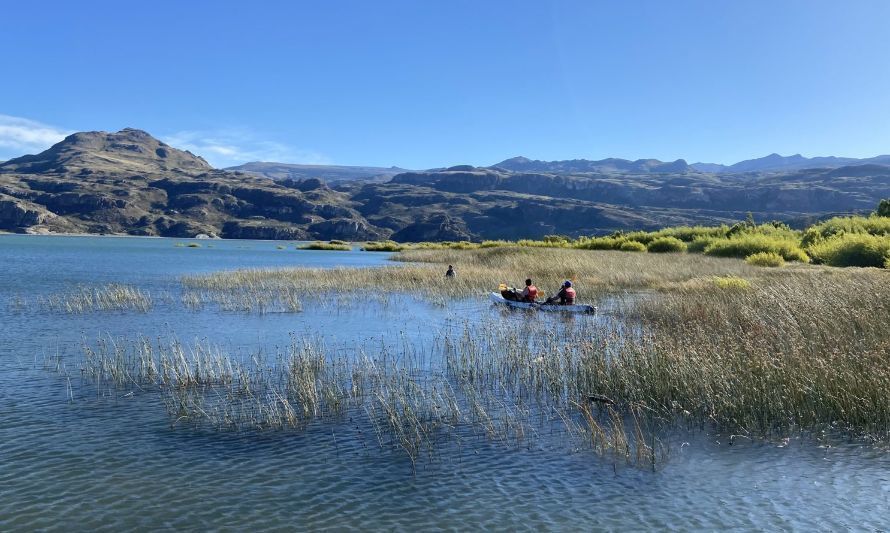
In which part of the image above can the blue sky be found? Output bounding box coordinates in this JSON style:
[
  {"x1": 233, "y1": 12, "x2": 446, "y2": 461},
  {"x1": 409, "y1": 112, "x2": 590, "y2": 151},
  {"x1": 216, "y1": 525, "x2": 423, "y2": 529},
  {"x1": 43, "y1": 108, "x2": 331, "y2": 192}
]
[{"x1": 2, "y1": 0, "x2": 890, "y2": 168}]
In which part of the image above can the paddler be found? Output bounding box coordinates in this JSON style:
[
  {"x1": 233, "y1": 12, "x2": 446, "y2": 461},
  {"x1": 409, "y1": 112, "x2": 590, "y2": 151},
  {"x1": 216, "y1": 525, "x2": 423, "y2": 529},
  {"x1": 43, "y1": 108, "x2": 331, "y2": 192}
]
[
  {"x1": 550, "y1": 280, "x2": 576, "y2": 305},
  {"x1": 521, "y1": 278, "x2": 538, "y2": 303}
]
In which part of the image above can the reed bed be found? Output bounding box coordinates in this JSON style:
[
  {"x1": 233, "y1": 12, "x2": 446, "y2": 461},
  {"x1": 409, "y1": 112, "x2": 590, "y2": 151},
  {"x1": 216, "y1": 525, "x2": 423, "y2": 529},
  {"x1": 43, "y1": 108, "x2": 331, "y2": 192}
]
[
  {"x1": 55, "y1": 244, "x2": 890, "y2": 468},
  {"x1": 65, "y1": 329, "x2": 661, "y2": 469},
  {"x1": 181, "y1": 247, "x2": 771, "y2": 308},
  {"x1": 37, "y1": 284, "x2": 153, "y2": 313}
]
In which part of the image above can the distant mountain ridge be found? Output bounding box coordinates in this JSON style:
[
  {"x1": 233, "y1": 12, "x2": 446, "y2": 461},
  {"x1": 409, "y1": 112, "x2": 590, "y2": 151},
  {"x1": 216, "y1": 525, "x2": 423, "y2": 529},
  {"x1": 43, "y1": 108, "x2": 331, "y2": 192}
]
[
  {"x1": 495, "y1": 153, "x2": 890, "y2": 175},
  {"x1": 1, "y1": 128, "x2": 889, "y2": 241},
  {"x1": 691, "y1": 153, "x2": 890, "y2": 173},
  {"x1": 492, "y1": 156, "x2": 691, "y2": 174},
  {"x1": 228, "y1": 162, "x2": 409, "y2": 183}
]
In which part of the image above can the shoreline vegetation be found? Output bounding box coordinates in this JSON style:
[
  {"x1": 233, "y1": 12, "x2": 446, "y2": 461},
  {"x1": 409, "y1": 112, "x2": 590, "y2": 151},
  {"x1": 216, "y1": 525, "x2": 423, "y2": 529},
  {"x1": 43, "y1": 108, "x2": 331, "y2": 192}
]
[
  {"x1": 356, "y1": 209, "x2": 890, "y2": 270},
  {"x1": 36, "y1": 204, "x2": 890, "y2": 468},
  {"x1": 53, "y1": 238, "x2": 890, "y2": 462}
]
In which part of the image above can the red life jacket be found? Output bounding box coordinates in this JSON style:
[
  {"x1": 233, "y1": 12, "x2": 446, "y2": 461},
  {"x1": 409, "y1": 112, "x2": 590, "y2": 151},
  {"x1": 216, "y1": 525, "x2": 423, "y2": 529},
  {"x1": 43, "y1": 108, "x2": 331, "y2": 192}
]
[
  {"x1": 524, "y1": 285, "x2": 538, "y2": 301},
  {"x1": 563, "y1": 287, "x2": 576, "y2": 304}
]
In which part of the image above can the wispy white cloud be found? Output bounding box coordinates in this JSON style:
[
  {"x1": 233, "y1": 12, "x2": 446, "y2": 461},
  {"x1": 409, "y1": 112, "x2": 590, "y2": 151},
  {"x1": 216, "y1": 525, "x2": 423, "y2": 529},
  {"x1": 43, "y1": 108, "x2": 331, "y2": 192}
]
[
  {"x1": 0, "y1": 114, "x2": 72, "y2": 160},
  {"x1": 162, "y1": 129, "x2": 331, "y2": 168}
]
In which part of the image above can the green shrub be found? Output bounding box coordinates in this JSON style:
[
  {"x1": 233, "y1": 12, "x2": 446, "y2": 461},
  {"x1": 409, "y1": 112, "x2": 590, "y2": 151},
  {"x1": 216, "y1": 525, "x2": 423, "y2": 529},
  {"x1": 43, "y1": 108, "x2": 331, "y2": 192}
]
[
  {"x1": 298, "y1": 241, "x2": 352, "y2": 251},
  {"x1": 479, "y1": 240, "x2": 511, "y2": 248},
  {"x1": 704, "y1": 234, "x2": 809, "y2": 262},
  {"x1": 802, "y1": 215, "x2": 890, "y2": 247},
  {"x1": 329, "y1": 240, "x2": 349, "y2": 245},
  {"x1": 647, "y1": 236, "x2": 687, "y2": 253},
  {"x1": 620, "y1": 231, "x2": 656, "y2": 245},
  {"x1": 687, "y1": 237, "x2": 716, "y2": 253},
  {"x1": 516, "y1": 239, "x2": 568, "y2": 248},
  {"x1": 619, "y1": 240, "x2": 647, "y2": 252},
  {"x1": 807, "y1": 233, "x2": 890, "y2": 268},
  {"x1": 876, "y1": 198, "x2": 890, "y2": 217},
  {"x1": 745, "y1": 251, "x2": 785, "y2": 267},
  {"x1": 574, "y1": 237, "x2": 625, "y2": 250},
  {"x1": 712, "y1": 276, "x2": 751, "y2": 290},
  {"x1": 362, "y1": 240, "x2": 404, "y2": 252}
]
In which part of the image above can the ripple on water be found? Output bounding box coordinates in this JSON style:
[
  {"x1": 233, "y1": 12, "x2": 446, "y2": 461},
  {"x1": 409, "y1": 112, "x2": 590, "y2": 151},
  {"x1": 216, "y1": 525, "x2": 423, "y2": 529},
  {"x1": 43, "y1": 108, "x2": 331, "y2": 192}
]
[{"x1": 1, "y1": 236, "x2": 890, "y2": 530}]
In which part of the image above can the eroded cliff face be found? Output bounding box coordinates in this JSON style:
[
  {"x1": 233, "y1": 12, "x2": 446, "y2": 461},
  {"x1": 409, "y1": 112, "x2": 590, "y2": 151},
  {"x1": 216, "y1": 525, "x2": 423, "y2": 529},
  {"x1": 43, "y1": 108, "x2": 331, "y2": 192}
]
[{"x1": 0, "y1": 195, "x2": 55, "y2": 229}]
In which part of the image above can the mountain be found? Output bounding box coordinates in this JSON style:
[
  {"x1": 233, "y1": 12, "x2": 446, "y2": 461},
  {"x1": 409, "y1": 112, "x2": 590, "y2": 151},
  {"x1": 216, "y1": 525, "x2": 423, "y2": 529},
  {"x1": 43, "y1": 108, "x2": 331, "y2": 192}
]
[
  {"x1": 2, "y1": 129, "x2": 888, "y2": 241},
  {"x1": 493, "y1": 156, "x2": 692, "y2": 174},
  {"x1": 691, "y1": 153, "x2": 890, "y2": 173},
  {"x1": 227, "y1": 162, "x2": 409, "y2": 183},
  {"x1": 0, "y1": 129, "x2": 386, "y2": 240},
  {"x1": 2, "y1": 128, "x2": 211, "y2": 175}
]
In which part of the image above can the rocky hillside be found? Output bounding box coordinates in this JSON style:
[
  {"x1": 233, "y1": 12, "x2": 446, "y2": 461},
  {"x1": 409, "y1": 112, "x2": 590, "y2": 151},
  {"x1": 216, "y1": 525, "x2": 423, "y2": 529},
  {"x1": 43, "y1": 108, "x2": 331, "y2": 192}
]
[
  {"x1": 2, "y1": 129, "x2": 888, "y2": 241},
  {"x1": 0, "y1": 129, "x2": 385, "y2": 240}
]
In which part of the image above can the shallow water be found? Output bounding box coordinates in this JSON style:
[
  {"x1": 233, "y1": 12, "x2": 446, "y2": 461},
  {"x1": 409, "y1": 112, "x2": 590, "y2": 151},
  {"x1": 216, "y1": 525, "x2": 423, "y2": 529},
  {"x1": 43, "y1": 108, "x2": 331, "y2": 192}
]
[{"x1": 1, "y1": 235, "x2": 888, "y2": 530}]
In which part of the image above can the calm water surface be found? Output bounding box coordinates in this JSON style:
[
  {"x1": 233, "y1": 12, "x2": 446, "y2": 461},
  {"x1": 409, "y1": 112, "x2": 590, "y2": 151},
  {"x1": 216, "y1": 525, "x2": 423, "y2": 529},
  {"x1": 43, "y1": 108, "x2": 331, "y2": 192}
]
[{"x1": 0, "y1": 235, "x2": 888, "y2": 531}]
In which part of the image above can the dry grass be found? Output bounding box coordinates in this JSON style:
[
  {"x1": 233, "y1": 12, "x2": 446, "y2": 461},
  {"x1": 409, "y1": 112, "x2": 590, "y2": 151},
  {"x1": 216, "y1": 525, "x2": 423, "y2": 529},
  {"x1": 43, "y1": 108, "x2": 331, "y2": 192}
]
[{"x1": 182, "y1": 247, "x2": 773, "y2": 307}]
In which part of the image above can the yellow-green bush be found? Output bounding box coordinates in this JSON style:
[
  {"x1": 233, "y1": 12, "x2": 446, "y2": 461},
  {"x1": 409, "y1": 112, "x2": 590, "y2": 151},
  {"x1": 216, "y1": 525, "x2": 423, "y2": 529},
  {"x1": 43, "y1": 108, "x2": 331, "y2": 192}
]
[
  {"x1": 703, "y1": 234, "x2": 809, "y2": 262},
  {"x1": 647, "y1": 236, "x2": 687, "y2": 253},
  {"x1": 687, "y1": 237, "x2": 716, "y2": 253},
  {"x1": 362, "y1": 240, "x2": 404, "y2": 252},
  {"x1": 745, "y1": 251, "x2": 785, "y2": 267},
  {"x1": 479, "y1": 240, "x2": 511, "y2": 248},
  {"x1": 801, "y1": 215, "x2": 890, "y2": 247},
  {"x1": 712, "y1": 276, "x2": 751, "y2": 290},
  {"x1": 806, "y1": 233, "x2": 890, "y2": 268},
  {"x1": 619, "y1": 240, "x2": 647, "y2": 252},
  {"x1": 298, "y1": 241, "x2": 352, "y2": 251},
  {"x1": 574, "y1": 237, "x2": 625, "y2": 250}
]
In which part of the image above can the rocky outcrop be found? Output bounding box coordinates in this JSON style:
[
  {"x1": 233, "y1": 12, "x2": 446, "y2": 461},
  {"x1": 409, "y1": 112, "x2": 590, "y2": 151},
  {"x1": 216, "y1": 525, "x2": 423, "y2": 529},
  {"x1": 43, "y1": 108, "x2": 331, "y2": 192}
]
[
  {"x1": 308, "y1": 218, "x2": 389, "y2": 241},
  {"x1": 0, "y1": 196, "x2": 55, "y2": 229},
  {"x1": 221, "y1": 221, "x2": 310, "y2": 240},
  {"x1": 391, "y1": 214, "x2": 473, "y2": 242}
]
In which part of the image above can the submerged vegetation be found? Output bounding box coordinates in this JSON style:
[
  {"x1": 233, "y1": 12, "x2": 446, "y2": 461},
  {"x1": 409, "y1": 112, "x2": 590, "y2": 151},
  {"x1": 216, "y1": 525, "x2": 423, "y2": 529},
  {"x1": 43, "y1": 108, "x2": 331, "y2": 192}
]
[
  {"x1": 61, "y1": 255, "x2": 890, "y2": 468},
  {"x1": 36, "y1": 284, "x2": 153, "y2": 313}
]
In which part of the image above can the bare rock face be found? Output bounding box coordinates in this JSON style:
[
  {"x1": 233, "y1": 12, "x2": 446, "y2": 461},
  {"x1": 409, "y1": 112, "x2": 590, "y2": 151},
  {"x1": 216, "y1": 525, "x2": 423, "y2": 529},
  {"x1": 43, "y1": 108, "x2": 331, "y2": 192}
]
[
  {"x1": 308, "y1": 218, "x2": 389, "y2": 241},
  {"x1": 221, "y1": 220, "x2": 310, "y2": 240},
  {"x1": 390, "y1": 214, "x2": 473, "y2": 242},
  {"x1": 0, "y1": 195, "x2": 55, "y2": 230}
]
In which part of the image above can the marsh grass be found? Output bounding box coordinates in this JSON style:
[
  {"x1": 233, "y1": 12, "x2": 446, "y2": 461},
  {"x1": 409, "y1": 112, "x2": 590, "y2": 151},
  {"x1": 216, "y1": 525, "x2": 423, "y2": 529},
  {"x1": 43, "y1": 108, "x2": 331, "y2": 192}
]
[
  {"x1": 181, "y1": 247, "x2": 773, "y2": 309},
  {"x1": 38, "y1": 284, "x2": 153, "y2": 313},
  {"x1": 62, "y1": 327, "x2": 662, "y2": 469},
  {"x1": 52, "y1": 244, "x2": 890, "y2": 469},
  {"x1": 298, "y1": 241, "x2": 353, "y2": 251}
]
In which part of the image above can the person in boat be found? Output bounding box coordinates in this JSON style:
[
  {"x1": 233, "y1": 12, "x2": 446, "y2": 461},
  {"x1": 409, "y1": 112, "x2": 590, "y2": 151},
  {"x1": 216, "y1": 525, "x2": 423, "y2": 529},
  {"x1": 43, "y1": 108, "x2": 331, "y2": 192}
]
[
  {"x1": 555, "y1": 280, "x2": 576, "y2": 305},
  {"x1": 546, "y1": 280, "x2": 576, "y2": 305},
  {"x1": 521, "y1": 278, "x2": 538, "y2": 303},
  {"x1": 445, "y1": 265, "x2": 455, "y2": 278}
]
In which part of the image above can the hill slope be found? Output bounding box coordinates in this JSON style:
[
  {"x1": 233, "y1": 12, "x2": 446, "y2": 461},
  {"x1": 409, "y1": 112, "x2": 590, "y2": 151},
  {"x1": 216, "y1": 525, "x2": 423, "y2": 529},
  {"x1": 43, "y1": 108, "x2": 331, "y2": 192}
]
[{"x1": 2, "y1": 129, "x2": 888, "y2": 241}]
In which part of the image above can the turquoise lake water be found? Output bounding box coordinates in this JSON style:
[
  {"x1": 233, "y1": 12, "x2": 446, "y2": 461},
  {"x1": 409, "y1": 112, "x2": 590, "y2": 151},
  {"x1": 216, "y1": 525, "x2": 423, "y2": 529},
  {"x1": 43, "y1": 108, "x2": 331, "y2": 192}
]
[{"x1": 0, "y1": 234, "x2": 888, "y2": 531}]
